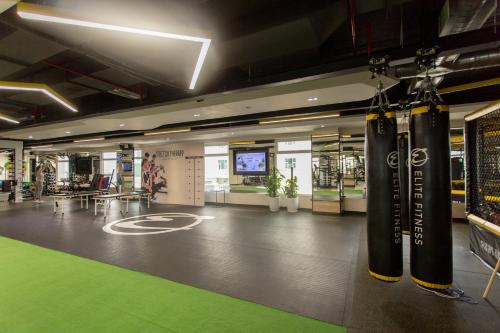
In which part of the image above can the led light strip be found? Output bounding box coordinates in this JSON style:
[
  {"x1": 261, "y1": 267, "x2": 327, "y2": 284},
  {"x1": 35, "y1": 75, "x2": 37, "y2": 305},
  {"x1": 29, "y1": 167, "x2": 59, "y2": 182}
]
[
  {"x1": 73, "y1": 137, "x2": 105, "y2": 143},
  {"x1": 30, "y1": 145, "x2": 53, "y2": 149},
  {"x1": 311, "y1": 133, "x2": 339, "y2": 138},
  {"x1": 144, "y1": 128, "x2": 191, "y2": 136},
  {"x1": 17, "y1": 2, "x2": 211, "y2": 90},
  {"x1": 230, "y1": 141, "x2": 256, "y2": 145},
  {"x1": 0, "y1": 114, "x2": 20, "y2": 124},
  {"x1": 0, "y1": 81, "x2": 78, "y2": 112},
  {"x1": 259, "y1": 113, "x2": 340, "y2": 125}
]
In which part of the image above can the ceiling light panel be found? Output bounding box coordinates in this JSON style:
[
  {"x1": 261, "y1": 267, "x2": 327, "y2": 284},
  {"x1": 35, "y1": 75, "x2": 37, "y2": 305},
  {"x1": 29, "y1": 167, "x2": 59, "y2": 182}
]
[
  {"x1": 17, "y1": 2, "x2": 211, "y2": 90},
  {"x1": 259, "y1": 112, "x2": 340, "y2": 125},
  {"x1": 73, "y1": 137, "x2": 105, "y2": 143},
  {"x1": 0, "y1": 80, "x2": 77, "y2": 112},
  {"x1": 0, "y1": 113, "x2": 20, "y2": 124},
  {"x1": 144, "y1": 128, "x2": 191, "y2": 136}
]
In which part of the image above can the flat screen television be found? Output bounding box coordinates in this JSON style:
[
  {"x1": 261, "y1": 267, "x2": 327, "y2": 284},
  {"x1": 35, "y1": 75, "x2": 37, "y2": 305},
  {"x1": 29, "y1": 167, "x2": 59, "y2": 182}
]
[
  {"x1": 233, "y1": 149, "x2": 269, "y2": 175},
  {"x1": 75, "y1": 157, "x2": 92, "y2": 175}
]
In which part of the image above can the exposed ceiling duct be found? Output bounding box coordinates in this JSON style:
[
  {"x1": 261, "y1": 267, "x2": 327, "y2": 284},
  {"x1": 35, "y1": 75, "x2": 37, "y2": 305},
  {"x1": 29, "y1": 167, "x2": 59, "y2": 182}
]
[
  {"x1": 439, "y1": 0, "x2": 497, "y2": 36},
  {"x1": 396, "y1": 48, "x2": 500, "y2": 79}
]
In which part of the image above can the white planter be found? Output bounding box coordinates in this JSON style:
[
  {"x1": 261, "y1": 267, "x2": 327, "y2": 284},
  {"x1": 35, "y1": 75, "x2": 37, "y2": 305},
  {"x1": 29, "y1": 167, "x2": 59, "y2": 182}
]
[
  {"x1": 268, "y1": 196, "x2": 280, "y2": 212},
  {"x1": 286, "y1": 197, "x2": 299, "y2": 213}
]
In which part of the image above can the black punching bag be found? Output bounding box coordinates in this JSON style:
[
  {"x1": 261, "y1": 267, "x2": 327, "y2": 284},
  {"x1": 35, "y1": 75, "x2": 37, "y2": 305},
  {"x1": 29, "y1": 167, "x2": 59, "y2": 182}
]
[
  {"x1": 410, "y1": 103, "x2": 452, "y2": 289},
  {"x1": 366, "y1": 110, "x2": 403, "y2": 282},
  {"x1": 398, "y1": 132, "x2": 410, "y2": 235}
]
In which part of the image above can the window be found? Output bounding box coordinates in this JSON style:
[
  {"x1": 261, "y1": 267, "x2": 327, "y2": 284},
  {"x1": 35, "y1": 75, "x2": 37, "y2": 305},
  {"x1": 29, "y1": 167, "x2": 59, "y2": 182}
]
[
  {"x1": 102, "y1": 152, "x2": 117, "y2": 187},
  {"x1": 205, "y1": 144, "x2": 229, "y2": 191},
  {"x1": 285, "y1": 158, "x2": 296, "y2": 169},
  {"x1": 218, "y1": 159, "x2": 227, "y2": 170},
  {"x1": 57, "y1": 156, "x2": 69, "y2": 183},
  {"x1": 276, "y1": 140, "x2": 312, "y2": 195},
  {"x1": 277, "y1": 153, "x2": 312, "y2": 195},
  {"x1": 133, "y1": 149, "x2": 142, "y2": 190},
  {"x1": 102, "y1": 152, "x2": 117, "y2": 159},
  {"x1": 205, "y1": 145, "x2": 228, "y2": 155}
]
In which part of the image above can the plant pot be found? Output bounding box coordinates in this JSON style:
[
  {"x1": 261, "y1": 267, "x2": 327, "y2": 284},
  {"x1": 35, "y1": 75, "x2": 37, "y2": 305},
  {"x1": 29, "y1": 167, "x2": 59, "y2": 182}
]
[
  {"x1": 286, "y1": 196, "x2": 299, "y2": 213},
  {"x1": 268, "y1": 196, "x2": 280, "y2": 212}
]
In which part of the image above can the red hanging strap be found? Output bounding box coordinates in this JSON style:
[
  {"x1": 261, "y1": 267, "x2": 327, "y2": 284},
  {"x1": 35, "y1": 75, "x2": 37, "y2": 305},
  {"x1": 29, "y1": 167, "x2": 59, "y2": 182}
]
[{"x1": 349, "y1": 0, "x2": 356, "y2": 49}]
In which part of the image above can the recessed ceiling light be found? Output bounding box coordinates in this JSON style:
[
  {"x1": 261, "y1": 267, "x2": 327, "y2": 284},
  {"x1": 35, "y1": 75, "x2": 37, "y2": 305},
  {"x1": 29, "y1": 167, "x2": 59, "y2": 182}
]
[
  {"x1": 28, "y1": 135, "x2": 33, "y2": 139},
  {"x1": 231, "y1": 132, "x2": 235, "y2": 135},
  {"x1": 193, "y1": 113, "x2": 201, "y2": 117},
  {"x1": 65, "y1": 131, "x2": 71, "y2": 134},
  {"x1": 307, "y1": 97, "x2": 318, "y2": 102},
  {"x1": 321, "y1": 125, "x2": 325, "y2": 128},
  {"x1": 119, "y1": 123, "x2": 125, "y2": 127}
]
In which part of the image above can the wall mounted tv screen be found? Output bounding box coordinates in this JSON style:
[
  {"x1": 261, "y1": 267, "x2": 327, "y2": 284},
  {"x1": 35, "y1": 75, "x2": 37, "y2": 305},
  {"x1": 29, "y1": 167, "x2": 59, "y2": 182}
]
[
  {"x1": 233, "y1": 150, "x2": 269, "y2": 175},
  {"x1": 75, "y1": 157, "x2": 92, "y2": 175}
]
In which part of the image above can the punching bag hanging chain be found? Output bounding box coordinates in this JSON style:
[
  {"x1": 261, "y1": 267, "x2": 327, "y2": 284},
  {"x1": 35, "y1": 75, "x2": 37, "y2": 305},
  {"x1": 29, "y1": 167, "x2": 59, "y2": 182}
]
[
  {"x1": 414, "y1": 47, "x2": 445, "y2": 128},
  {"x1": 368, "y1": 56, "x2": 391, "y2": 134},
  {"x1": 414, "y1": 46, "x2": 444, "y2": 105}
]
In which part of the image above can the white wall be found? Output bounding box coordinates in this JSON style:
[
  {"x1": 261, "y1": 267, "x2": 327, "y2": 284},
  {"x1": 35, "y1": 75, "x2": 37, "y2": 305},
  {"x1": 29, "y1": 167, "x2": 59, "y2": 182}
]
[
  {"x1": 143, "y1": 143, "x2": 204, "y2": 206},
  {"x1": 0, "y1": 154, "x2": 9, "y2": 180},
  {"x1": 276, "y1": 152, "x2": 312, "y2": 195},
  {"x1": 205, "y1": 192, "x2": 312, "y2": 209}
]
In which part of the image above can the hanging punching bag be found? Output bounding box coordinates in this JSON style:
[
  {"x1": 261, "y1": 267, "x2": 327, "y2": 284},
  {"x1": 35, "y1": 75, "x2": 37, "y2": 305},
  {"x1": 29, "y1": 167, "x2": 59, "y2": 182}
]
[
  {"x1": 398, "y1": 132, "x2": 410, "y2": 235},
  {"x1": 366, "y1": 110, "x2": 403, "y2": 282},
  {"x1": 410, "y1": 103, "x2": 452, "y2": 289}
]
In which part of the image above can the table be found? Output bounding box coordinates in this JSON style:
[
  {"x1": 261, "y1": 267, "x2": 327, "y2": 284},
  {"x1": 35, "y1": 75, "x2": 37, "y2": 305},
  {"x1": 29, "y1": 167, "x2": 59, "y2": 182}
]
[
  {"x1": 93, "y1": 191, "x2": 151, "y2": 217},
  {"x1": 213, "y1": 189, "x2": 226, "y2": 207},
  {"x1": 50, "y1": 191, "x2": 101, "y2": 214}
]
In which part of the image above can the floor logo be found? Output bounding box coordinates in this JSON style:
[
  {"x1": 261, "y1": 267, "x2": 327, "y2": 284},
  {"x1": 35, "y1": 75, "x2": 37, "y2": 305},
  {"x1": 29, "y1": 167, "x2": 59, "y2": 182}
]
[
  {"x1": 386, "y1": 151, "x2": 399, "y2": 169},
  {"x1": 410, "y1": 148, "x2": 429, "y2": 167},
  {"x1": 102, "y1": 213, "x2": 214, "y2": 236}
]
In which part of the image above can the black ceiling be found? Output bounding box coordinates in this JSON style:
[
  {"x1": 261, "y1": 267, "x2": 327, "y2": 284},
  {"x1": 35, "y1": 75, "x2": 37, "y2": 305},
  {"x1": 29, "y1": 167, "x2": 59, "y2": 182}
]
[{"x1": 0, "y1": 0, "x2": 498, "y2": 132}]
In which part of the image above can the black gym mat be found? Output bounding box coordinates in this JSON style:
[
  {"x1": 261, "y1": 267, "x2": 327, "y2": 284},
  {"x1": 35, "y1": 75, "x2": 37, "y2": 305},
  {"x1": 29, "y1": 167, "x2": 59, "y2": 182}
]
[{"x1": 0, "y1": 201, "x2": 498, "y2": 331}]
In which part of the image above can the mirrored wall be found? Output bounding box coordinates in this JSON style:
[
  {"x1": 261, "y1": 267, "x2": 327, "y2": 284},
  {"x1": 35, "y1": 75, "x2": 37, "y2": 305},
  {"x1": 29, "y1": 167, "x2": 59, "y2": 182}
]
[{"x1": 311, "y1": 134, "x2": 342, "y2": 214}]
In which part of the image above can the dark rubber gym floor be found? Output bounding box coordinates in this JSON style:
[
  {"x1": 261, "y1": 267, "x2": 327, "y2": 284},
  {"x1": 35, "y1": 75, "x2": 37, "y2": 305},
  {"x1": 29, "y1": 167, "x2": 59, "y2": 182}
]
[{"x1": 1, "y1": 200, "x2": 499, "y2": 332}]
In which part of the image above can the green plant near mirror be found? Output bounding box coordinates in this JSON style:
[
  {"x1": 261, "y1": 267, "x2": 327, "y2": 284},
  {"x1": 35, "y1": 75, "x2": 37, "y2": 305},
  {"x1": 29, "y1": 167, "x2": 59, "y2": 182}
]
[
  {"x1": 283, "y1": 176, "x2": 298, "y2": 198},
  {"x1": 265, "y1": 168, "x2": 283, "y2": 197}
]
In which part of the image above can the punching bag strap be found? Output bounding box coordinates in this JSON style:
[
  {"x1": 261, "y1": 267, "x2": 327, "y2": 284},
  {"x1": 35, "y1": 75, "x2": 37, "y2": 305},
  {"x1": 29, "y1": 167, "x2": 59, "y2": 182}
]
[
  {"x1": 413, "y1": 46, "x2": 446, "y2": 128},
  {"x1": 368, "y1": 55, "x2": 391, "y2": 134}
]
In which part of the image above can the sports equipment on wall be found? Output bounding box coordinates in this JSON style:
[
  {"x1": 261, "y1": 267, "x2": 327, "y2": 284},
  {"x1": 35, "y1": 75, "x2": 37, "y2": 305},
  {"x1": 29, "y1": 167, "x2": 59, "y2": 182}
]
[{"x1": 366, "y1": 56, "x2": 403, "y2": 282}]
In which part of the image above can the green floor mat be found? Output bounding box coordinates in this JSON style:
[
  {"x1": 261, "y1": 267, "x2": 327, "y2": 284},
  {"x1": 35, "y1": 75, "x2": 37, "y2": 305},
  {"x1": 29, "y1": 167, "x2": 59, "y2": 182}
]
[{"x1": 0, "y1": 236, "x2": 345, "y2": 333}]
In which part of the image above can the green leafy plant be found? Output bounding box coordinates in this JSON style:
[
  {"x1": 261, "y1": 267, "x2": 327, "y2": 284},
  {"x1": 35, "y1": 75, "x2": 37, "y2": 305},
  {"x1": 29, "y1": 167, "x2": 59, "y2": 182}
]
[
  {"x1": 4, "y1": 161, "x2": 12, "y2": 171},
  {"x1": 264, "y1": 168, "x2": 283, "y2": 198},
  {"x1": 283, "y1": 176, "x2": 298, "y2": 198}
]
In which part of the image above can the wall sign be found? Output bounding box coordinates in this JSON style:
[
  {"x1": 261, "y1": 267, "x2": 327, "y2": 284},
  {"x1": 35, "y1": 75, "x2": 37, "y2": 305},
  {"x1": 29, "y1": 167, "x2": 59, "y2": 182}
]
[{"x1": 155, "y1": 150, "x2": 185, "y2": 159}]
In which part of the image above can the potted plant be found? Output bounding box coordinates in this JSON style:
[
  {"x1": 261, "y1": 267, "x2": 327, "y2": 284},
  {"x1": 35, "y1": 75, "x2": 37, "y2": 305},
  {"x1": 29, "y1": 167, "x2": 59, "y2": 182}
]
[
  {"x1": 265, "y1": 168, "x2": 283, "y2": 212},
  {"x1": 283, "y1": 176, "x2": 299, "y2": 213}
]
